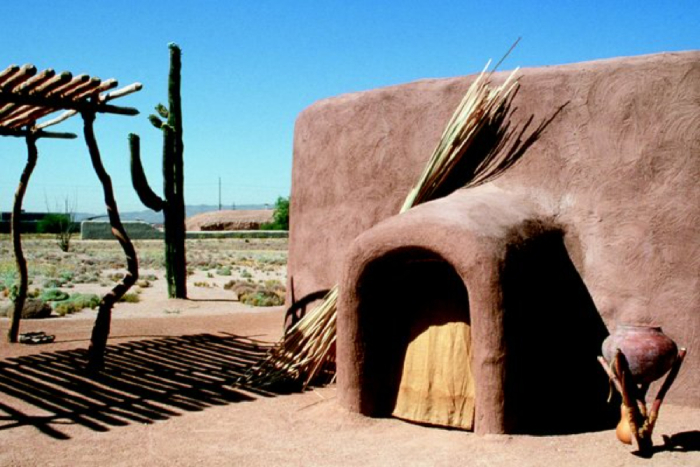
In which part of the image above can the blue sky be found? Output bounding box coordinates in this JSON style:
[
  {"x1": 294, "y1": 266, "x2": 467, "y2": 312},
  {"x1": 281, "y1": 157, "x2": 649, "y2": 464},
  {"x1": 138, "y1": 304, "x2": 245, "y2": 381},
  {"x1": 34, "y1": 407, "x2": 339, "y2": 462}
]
[{"x1": 1, "y1": 1, "x2": 698, "y2": 214}]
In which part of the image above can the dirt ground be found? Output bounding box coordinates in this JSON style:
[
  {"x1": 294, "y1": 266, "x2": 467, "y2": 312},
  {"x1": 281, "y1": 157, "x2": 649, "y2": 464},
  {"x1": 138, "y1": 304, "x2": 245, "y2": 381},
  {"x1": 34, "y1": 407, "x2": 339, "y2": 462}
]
[{"x1": 1, "y1": 291, "x2": 699, "y2": 466}]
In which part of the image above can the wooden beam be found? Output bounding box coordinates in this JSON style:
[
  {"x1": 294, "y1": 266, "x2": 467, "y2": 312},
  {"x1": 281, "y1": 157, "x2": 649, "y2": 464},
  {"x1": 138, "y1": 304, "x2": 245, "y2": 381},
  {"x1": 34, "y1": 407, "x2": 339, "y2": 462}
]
[
  {"x1": 45, "y1": 74, "x2": 89, "y2": 98},
  {"x1": 0, "y1": 103, "x2": 27, "y2": 120},
  {"x1": 0, "y1": 77, "x2": 106, "y2": 128},
  {"x1": 0, "y1": 65, "x2": 20, "y2": 86},
  {"x1": 31, "y1": 72, "x2": 72, "y2": 96},
  {"x1": 2, "y1": 106, "x2": 58, "y2": 129},
  {"x1": 0, "y1": 72, "x2": 72, "y2": 124},
  {"x1": 74, "y1": 78, "x2": 118, "y2": 101},
  {"x1": 62, "y1": 77, "x2": 101, "y2": 100},
  {"x1": 34, "y1": 109, "x2": 77, "y2": 130},
  {"x1": 102, "y1": 82, "x2": 142, "y2": 102},
  {"x1": 15, "y1": 69, "x2": 55, "y2": 95},
  {"x1": 0, "y1": 91, "x2": 139, "y2": 120},
  {"x1": 0, "y1": 64, "x2": 36, "y2": 92},
  {"x1": 0, "y1": 127, "x2": 77, "y2": 139}
]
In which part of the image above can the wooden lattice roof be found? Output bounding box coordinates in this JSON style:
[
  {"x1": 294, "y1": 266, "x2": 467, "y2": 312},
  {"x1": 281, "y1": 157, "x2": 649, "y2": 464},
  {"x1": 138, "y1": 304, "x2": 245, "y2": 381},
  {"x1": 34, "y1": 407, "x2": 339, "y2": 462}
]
[{"x1": 0, "y1": 63, "x2": 142, "y2": 137}]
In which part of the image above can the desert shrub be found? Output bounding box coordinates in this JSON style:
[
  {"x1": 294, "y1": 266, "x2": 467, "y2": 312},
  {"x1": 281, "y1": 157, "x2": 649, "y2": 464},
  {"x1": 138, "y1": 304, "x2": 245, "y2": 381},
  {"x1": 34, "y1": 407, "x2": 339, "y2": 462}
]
[
  {"x1": 0, "y1": 272, "x2": 16, "y2": 297},
  {"x1": 37, "y1": 213, "x2": 76, "y2": 252},
  {"x1": 107, "y1": 272, "x2": 125, "y2": 282},
  {"x1": 241, "y1": 269, "x2": 253, "y2": 279},
  {"x1": 224, "y1": 279, "x2": 255, "y2": 294},
  {"x1": 60, "y1": 271, "x2": 74, "y2": 282},
  {"x1": 43, "y1": 278, "x2": 67, "y2": 288},
  {"x1": 216, "y1": 266, "x2": 232, "y2": 276},
  {"x1": 41, "y1": 288, "x2": 70, "y2": 302},
  {"x1": 119, "y1": 293, "x2": 140, "y2": 303},
  {"x1": 223, "y1": 279, "x2": 285, "y2": 307},
  {"x1": 136, "y1": 279, "x2": 151, "y2": 288},
  {"x1": 53, "y1": 293, "x2": 101, "y2": 316},
  {"x1": 260, "y1": 258, "x2": 286, "y2": 267},
  {"x1": 73, "y1": 271, "x2": 101, "y2": 284},
  {"x1": 138, "y1": 251, "x2": 163, "y2": 269}
]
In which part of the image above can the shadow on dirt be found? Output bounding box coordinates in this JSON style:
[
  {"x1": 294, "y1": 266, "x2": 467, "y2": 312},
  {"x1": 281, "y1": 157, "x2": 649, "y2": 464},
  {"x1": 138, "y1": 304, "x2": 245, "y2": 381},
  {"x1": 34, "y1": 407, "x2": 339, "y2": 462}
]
[{"x1": 0, "y1": 333, "x2": 281, "y2": 440}]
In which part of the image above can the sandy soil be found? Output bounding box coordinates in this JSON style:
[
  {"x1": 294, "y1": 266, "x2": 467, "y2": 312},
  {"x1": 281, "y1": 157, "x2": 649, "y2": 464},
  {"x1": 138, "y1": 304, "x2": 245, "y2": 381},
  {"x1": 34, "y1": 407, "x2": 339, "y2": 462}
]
[{"x1": 1, "y1": 289, "x2": 699, "y2": 466}]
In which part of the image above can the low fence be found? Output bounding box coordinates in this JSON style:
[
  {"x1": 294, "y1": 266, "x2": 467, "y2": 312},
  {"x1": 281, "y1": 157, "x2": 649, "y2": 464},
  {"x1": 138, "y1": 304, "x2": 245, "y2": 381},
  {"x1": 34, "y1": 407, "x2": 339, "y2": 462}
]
[{"x1": 80, "y1": 220, "x2": 287, "y2": 240}]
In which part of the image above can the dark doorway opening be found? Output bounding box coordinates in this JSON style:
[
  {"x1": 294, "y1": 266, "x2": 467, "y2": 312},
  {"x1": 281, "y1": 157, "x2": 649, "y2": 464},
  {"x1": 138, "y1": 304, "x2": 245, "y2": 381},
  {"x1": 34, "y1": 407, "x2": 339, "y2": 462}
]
[
  {"x1": 356, "y1": 248, "x2": 471, "y2": 421},
  {"x1": 502, "y1": 231, "x2": 616, "y2": 434}
]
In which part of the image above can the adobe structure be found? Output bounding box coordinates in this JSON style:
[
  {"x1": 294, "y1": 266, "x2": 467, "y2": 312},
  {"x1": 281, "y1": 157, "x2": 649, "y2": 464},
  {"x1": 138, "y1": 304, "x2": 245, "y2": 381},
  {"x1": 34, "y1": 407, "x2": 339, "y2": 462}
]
[{"x1": 287, "y1": 51, "x2": 699, "y2": 434}]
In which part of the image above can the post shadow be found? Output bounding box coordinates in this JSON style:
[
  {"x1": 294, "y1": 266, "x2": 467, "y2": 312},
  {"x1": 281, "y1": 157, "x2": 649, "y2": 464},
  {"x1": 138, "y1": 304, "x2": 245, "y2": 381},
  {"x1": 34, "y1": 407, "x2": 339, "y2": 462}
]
[{"x1": 0, "y1": 333, "x2": 289, "y2": 440}]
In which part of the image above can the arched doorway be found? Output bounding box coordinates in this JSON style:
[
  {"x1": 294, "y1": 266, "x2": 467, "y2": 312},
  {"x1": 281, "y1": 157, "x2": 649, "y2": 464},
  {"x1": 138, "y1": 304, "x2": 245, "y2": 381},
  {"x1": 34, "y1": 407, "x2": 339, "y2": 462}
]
[
  {"x1": 502, "y1": 231, "x2": 616, "y2": 434},
  {"x1": 356, "y1": 248, "x2": 474, "y2": 429}
]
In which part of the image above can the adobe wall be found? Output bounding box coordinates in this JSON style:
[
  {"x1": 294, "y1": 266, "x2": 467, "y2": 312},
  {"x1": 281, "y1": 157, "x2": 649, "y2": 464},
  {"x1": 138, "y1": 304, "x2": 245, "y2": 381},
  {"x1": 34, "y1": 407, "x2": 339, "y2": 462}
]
[{"x1": 288, "y1": 51, "x2": 700, "y2": 406}]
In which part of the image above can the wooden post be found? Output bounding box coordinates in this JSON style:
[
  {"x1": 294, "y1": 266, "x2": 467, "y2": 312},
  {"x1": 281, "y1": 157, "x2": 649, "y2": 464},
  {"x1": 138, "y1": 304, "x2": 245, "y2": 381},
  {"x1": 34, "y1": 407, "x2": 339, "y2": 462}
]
[
  {"x1": 81, "y1": 110, "x2": 139, "y2": 373},
  {"x1": 7, "y1": 130, "x2": 38, "y2": 343}
]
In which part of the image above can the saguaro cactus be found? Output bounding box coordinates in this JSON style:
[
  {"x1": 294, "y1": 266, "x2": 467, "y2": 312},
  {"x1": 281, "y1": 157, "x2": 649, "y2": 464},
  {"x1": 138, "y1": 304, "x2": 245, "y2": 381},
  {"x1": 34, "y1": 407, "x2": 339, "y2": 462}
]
[{"x1": 130, "y1": 43, "x2": 187, "y2": 298}]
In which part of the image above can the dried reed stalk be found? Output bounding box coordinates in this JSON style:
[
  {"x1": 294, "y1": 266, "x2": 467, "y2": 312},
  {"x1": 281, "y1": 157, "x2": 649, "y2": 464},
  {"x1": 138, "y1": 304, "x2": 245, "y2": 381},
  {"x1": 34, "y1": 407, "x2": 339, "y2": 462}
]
[{"x1": 240, "y1": 62, "x2": 520, "y2": 390}]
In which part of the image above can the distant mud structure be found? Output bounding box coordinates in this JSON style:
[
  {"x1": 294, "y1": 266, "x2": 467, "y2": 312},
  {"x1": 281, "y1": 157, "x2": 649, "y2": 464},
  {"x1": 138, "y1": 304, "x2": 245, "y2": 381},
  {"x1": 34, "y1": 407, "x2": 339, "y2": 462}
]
[{"x1": 186, "y1": 209, "x2": 274, "y2": 231}]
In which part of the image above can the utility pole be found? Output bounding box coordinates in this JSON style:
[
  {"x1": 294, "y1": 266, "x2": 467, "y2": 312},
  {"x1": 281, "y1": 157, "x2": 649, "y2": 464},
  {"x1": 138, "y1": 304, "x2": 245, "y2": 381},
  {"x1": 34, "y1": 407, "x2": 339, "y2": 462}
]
[{"x1": 218, "y1": 177, "x2": 222, "y2": 211}]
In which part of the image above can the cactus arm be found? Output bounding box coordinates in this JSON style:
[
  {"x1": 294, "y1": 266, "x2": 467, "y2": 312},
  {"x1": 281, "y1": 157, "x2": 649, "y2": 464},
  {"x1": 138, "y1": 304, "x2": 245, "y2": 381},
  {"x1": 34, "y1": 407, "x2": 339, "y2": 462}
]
[
  {"x1": 155, "y1": 103, "x2": 169, "y2": 119},
  {"x1": 148, "y1": 114, "x2": 163, "y2": 129},
  {"x1": 129, "y1": 133, "x2": 165, "y2": 212}
]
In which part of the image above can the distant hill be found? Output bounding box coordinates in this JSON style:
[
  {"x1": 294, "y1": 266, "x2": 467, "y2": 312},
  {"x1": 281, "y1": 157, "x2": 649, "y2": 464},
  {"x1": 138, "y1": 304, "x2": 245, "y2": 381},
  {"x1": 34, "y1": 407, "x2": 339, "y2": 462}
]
[{"x1": 77, "y1": 204, "x2": 272, "y2": 224}]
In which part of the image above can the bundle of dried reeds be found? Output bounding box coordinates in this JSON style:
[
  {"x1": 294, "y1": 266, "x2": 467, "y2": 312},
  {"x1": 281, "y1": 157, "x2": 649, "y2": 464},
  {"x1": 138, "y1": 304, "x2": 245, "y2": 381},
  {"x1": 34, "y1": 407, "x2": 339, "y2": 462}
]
[
  {"x1": 400, "y1": 61, "x2": 519, "y2": 211},
  {"x1": 239, "y1": 61, "x2": 520, "y2": 390},
  {"x1": 239, "y1": 287, "x2": 338, "y2": 389}
]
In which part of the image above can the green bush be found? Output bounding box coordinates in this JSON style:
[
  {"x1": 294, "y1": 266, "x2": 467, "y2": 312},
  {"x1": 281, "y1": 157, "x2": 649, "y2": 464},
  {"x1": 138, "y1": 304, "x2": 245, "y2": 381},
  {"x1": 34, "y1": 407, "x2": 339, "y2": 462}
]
[
  {"x1": 119, "y1": 293, "x2": 141, "y2": 303},
  {"x1": 0, "y1": 272, "x2": 16, "y2": 297},
  {"x1": 260, "y1": 196, "x2": 289, "y2": 230},
  {"x1": 41, "y1": 288, "x2": 70, "y2": 302},
  {"x1": 37, "y1": 213, "x2": 76, "y2": 252},
  {"x1": 223, "y1": 279, "x2": 285, "y2": 307},
  {"x1": 53, "y1": 293, "x2": 101, "y2": 316}
]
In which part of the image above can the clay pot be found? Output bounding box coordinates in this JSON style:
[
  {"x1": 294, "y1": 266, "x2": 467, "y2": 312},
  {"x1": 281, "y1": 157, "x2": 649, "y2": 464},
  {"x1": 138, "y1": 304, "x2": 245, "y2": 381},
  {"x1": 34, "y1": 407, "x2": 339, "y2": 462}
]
[{"x1": 602, "y1": 324, "x2": 678, "y2": 384}]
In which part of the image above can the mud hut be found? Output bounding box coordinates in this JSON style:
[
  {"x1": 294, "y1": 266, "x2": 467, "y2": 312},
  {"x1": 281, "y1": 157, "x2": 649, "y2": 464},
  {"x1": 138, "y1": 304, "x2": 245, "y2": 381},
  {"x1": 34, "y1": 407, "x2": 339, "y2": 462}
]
[{"x1": 287, "y1": 51, "x2": 700, "y2": 434}]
